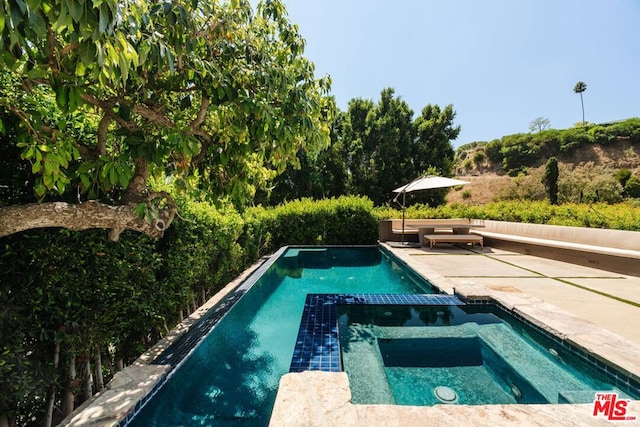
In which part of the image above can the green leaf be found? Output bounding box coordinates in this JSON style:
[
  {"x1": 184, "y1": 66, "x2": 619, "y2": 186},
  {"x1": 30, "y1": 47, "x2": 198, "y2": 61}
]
[
  {"x1": 34, "y1": 183, "x2": 46, "y2": 198},
  {"x1": 68, "y1": 86, "x2": 82, "y2": 112},
  {"x1": 80, "y1": 173, "x2": 90, "y2": 189},
  {"x1": 75, "y1": 61, "x2": 86, "y2": 76},
  {"x1": 118, "y1": 53, "x2": 129, "y2": 85},
  {"x1": 43, "y1": 173, "x2": 54, "y2": 189},
  {"x1": 32, "y1": 161, "x2": 42, "y2": 173},
  {"x1": 77, "y1": 163, "x2": 92, "y2": 174},
  {"x1": 44, "y1": 160, "x2": 53, "y2": 175},
  {"x1": 99, "y1": 3, "x2": 110, "y2": 34},
  {"x1": 55, "y1": 86, "x2": 69, "y2": 111},
  {"x1": 135, "y1": 203, "x2": 147, "y2": 218},
  {"x1": 119, "y1": 171, "x2": 129, "y2": 188},
  {"x1": 109, "y1": 165, "x2": 117, "y2": 185},
  {"x1": 69, "y1": 1, "x2": 84, "y2": 21}
]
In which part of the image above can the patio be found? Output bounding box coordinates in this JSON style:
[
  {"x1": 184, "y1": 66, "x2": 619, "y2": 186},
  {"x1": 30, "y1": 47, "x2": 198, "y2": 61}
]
[{"x1": 384, "y1": 243, "x2": 640, "y2": 344}]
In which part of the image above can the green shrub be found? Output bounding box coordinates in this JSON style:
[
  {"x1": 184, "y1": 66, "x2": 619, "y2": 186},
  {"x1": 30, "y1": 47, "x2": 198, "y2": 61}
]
[
  {"x1": 616, "y1": 168, "x2": 632, "y2": 188},
  {"x1": 625, "y1": 175, "x2": 640, "y2": 198},
  {"x1": 472, "y1": 150, "x2": 486, "y2": 163},
  {"x1": 243, "y1": 196, "x2": 378, "y2": 256},
  {"x1": 158, "y1": 197, "x2": 245, "y2": 314},
  {"x1": 558, "y1": 163, "x2": 623, "y2": 204},
  {"x1": 485, "y1": 139, "x2": 503, "y2": 163}
]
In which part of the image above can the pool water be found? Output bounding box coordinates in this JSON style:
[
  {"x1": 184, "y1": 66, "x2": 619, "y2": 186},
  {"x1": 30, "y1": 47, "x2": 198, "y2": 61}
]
[
  {"x1": 129, "y1": 247, "x2": 434, "y2": 426},
  {"x1": 338, "y1": 304, "x2": 638, "y2": 406}
]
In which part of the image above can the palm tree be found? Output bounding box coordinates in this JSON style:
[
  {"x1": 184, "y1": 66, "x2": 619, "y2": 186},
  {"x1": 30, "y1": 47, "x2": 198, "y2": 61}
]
[{"x1": 573, "y1": 81, "x2": 587, "y2": 125}]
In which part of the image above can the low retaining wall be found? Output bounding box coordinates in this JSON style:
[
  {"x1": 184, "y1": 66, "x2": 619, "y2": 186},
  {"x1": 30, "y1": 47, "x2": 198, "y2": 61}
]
[{"x1": 472, "y1": 220, "x2": 640, "y2": 276}]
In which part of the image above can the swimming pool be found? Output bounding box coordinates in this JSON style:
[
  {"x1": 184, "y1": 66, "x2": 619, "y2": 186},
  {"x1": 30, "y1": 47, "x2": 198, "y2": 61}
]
[
  {"x1": 338, "y1": 304, "x2": 640, "y2": 406},
  {"x1": 129, "y1": 246, "x2": 435, "y2": 426},
  {"x1": 126, "y1": 246, "x2": 640, "y2": 426}
]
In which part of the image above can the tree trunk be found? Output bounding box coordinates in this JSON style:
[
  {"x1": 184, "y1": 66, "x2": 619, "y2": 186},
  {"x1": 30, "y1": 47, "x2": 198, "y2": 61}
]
[
  {"x1": 94, "y1": 349, "x2": 104, "y2": 392},
  {"x1": 116, "y1": 357, "x2": 124, "y2": 372},
  {"x1": 179, "y1": 309, "x2": 184, "y2": 322},
  {"x1": 0, "y1": 415, "x2": 10, "y2": 427},
  {"x1": 163, "y1": 320, "x2": 170, "y2": 335},
  {"x1": 82, "y1": 356, "x2": 92, "y2": 401},
  {"x1": 0, "y1": 201, "x2": 172, "y2": 241},
  {"x1": 201, "y1": 289, "x2": 206, "y2": 305},
  {"x1": 62, "y1": 356, "x2": 76, "y2": 417},
  {"x1": 44, "y1": 342, "x2": 61, "y2": 427},
  {"x1": 122, "y1": 158, "x2": 149, "y2": 204}
]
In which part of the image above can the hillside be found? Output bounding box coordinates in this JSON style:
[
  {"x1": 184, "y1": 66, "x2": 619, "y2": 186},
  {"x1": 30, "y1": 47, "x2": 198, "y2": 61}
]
[{"x1": 448, "y1": 138, "x2": 640, "y2": 205}]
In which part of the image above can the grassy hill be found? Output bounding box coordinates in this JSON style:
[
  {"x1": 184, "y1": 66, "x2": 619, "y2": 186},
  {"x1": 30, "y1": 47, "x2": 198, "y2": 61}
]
[{"x1": 448, "y1": 118, "x2": 640, "y2": 205}]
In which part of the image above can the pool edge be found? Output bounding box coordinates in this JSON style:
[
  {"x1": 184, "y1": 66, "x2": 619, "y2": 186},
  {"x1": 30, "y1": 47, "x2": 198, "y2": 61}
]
[{"x1": 58, "y1": 249, "x2": 286, "y2": 427}]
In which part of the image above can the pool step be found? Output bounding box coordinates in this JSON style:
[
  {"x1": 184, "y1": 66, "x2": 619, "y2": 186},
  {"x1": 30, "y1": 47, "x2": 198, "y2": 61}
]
[{"x1": 476, "y1": 324, "x2": 596, "y2": 403}]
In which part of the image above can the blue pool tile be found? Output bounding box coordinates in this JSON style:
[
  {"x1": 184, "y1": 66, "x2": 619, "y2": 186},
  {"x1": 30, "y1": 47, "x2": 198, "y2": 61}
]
[{"x1": 289, "y1": 293, "x2": 464, "y2": 373}]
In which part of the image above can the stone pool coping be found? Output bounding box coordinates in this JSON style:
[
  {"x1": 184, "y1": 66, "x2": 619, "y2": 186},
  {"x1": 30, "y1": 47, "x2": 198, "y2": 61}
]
[{"x1": 270, "y1": 371, "x2": 640, "y2": 426}]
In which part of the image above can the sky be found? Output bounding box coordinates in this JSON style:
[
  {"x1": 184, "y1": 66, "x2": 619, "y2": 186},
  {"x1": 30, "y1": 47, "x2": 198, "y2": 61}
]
[{"x1": 261, "y1": 0, "x2": 640, "y2": 147}]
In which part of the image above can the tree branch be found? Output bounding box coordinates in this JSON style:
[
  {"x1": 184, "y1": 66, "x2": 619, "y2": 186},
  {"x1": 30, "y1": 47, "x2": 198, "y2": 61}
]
[
  {"x1": 0, "y1": 201, "x2": 175, "y2": 241},
  {"x1": 190, "y1": 96, "x2": 210, "y2": 129},
  {"x1": 132, "y1": 104, "x2": 175, "y2": 128},
  {"x1": 79, "y1": 93, "x2": 139, "y2": 132},
  {"x1": 97, "y1": 113, "x2": 110, "y2": 156}
]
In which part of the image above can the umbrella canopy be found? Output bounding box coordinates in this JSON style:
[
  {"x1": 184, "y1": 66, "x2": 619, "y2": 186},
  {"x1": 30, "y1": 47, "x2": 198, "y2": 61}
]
[
  {"x1": 393, "y1": 175, "x2": 470, "y2": 193},
  {"x1": 391, "y1": 175, "x2": 470, "y2": 246}
]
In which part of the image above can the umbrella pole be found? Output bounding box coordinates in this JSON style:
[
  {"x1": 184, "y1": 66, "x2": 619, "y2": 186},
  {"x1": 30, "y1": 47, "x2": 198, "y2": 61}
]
[{"x1": 401, "y1": 191, "x2": 406, "y2": 244}]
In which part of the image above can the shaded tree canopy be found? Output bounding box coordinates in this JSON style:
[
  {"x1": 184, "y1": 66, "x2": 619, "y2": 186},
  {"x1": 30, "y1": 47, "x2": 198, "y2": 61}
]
[
  {"x1": 0, "y1": 0, "x2": 335, "y2": 240},
  {"x1": 342, "y1": 89, "x2": 459, "y2": 206}
]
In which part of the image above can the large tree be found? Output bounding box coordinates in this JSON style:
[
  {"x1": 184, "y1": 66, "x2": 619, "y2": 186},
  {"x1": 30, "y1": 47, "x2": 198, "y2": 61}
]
[
  {"x1": 410, "y1": 103, "x2": 460, "y2": 206},
  {"x1": 345, "y1": 88, "x2": 416, "y2": 205},
  {"x1": 0, "y1": 0, "x2": 334, "y2": 240},
  {"x1": 342, "y1": 89, "x2": 459, "y2": 206}
]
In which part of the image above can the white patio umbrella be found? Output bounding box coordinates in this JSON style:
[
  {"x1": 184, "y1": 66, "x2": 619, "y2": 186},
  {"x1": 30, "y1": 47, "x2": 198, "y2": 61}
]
[{"x1": 392, "y1": 175, "x2": 470, "y2": 244}]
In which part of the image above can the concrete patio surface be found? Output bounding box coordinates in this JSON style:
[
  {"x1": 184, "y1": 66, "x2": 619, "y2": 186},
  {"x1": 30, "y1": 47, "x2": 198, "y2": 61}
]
[{"x1": 384, "y1": 244, "x2": 640, "y2": 344}]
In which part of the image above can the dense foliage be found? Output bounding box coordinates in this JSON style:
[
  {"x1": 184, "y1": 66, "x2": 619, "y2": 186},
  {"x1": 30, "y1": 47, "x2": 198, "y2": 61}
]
[
  {"x1": 0, "y1": 0, "x2": 335, "y2": 240},
  {"x1": 0, "y1": 195, "x2": 377, "y2": 425},
  {"x1": 391, "y1": 200, "x2": 640, "y2": 231},
  {"x1": 3, "y1": 187, "x2": 640, "y2": 424},
  {"x1": 259, "y1": 88, "x2": 460, "y2": 207},
  {"x1": 497, "y1": 162, "x2": 625, "y2": 205},
  {"x1": 458, "y1": 118, "x2": 640, "y2": 176}
]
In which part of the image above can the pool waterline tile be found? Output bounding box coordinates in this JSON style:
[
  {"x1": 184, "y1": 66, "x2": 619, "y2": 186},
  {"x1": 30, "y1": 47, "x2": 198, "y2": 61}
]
[{"x1": 289, "y1": 293, "x2": 464, "y2": 373}]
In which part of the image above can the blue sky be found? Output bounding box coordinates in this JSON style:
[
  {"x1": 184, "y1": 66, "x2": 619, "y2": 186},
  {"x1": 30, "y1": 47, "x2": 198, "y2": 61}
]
[{"x1": 266, "y1": 0, "x2": 640, "y2": 147}]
